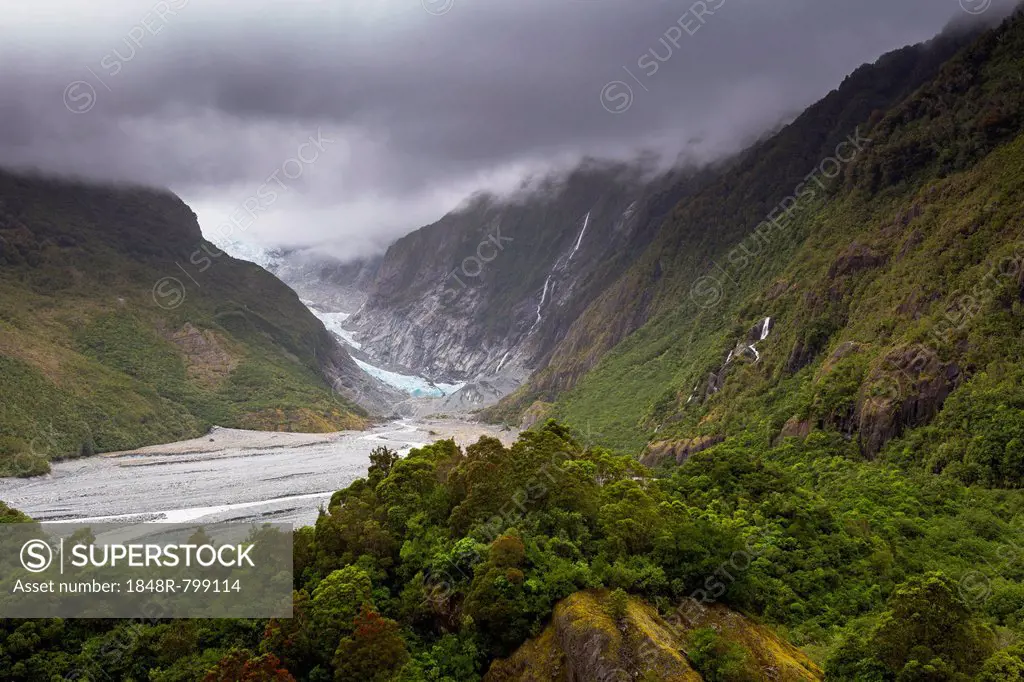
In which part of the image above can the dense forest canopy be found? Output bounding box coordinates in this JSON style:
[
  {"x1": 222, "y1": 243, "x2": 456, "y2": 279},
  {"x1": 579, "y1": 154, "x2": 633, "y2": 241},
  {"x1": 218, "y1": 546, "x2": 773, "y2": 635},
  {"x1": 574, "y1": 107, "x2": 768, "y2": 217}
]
[{"x1": 3, "y1": 418, "x2": 1024, "y2": 679}]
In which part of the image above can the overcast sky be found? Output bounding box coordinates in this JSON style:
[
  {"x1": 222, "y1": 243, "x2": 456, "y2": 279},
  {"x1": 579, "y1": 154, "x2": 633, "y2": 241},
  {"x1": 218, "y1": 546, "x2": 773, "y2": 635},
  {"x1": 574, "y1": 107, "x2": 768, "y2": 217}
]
[{"x1": 0, "y1": 0, "x2": 1006, "y2": 259}]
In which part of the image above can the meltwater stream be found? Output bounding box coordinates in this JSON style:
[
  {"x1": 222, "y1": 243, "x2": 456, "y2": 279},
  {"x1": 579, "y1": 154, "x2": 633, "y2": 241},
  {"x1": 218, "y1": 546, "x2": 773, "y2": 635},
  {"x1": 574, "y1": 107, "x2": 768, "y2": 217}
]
[{"x1": 0, "y1": 419, "x2": 515, "y2": 527}]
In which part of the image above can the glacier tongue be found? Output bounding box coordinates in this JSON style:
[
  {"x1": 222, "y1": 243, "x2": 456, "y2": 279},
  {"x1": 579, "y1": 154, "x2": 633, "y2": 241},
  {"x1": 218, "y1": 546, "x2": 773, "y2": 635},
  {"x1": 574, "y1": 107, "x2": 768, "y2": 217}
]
[
  {"x1": 208, "y1": 235, "x2": 466, "y2": 401},
  {"x1": 313, "y1": 310, "x2": 362, "y2": 350},
  {"x1": 353, "y1": 358, "x2": 464, "y2": 398},
  {"x1": 311, "y1": 306, "x2": 461, "y2": 397},
  {"x1": 307, "y1": 301, "x2": 462, "y2": 398}
]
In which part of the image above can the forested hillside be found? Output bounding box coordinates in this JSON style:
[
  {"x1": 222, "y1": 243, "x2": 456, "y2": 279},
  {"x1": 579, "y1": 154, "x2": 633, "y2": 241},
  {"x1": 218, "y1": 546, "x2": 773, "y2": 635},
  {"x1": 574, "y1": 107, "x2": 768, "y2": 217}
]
[
  {"x1": 0, "y1": 172, "x2": 377, "y2": 475},
  {"x1": 499, "y1": 10, "x2": 1024, "y2": 473},
  {"x1": 487, "y1": 17, "x2": 1000, "y2": 436}
]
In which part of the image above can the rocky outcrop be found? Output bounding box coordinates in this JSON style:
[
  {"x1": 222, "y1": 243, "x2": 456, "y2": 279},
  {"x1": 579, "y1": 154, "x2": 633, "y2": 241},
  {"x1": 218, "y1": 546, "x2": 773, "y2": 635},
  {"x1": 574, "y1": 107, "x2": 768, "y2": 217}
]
[
  {"x1": 786, "y1": 315, "x2": 838, "y2": 375},
  {"x1": 827, "y1": 243, "x2": 888, "y2": 279},
  {"x1": 896, "y1": 289, "x2": 941, "y2": 320},
  {"x1": 897, "y1": 229, "x2": 925, "y2": 261},
  {"x1": 485, "y1": 591, "x2": 702, "y2": 682},
  {"x1": 674, "y1": 600, "x2": 822, "y2": 681},
  {"x1": 485, "y1": 591, "x2": 822, "y2": 682},
  {"x1": 705, "y1": 371, "x2": 725, "y2": 397},
  {"x1": 167, "y1": 323, "x2": 238, "y2": 387},
  {"x1": 829, "y1": 341, "x2": 862, "y2": 363},
  {"x1": 775, "y1": 416, "x2": 813, "y2": 443},
  {"x1": 785, "y1": 339, "x2": 820, "y2": 375},
  {"x1": 641, "y1": 435, "x2": 725, "y2": 467},
  {"x1": 857, "y1": 345, "x2": 962, "y2": 458}
]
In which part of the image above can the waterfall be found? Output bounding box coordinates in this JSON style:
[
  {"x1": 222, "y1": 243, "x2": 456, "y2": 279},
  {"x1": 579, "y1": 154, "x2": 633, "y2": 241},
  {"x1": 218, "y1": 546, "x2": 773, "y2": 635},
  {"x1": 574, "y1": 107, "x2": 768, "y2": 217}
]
[
  {"x1": 535, "y1": 275, "x2": 552, "y2": 325},
  {"x1": 496, "y1": 351, "x2": 511, "y2": 372},
  {"x1": 529, "y1": 209, "x2": 591, "y2": 335},
  {"x1": 567, "y1": 212, "x2": 590, "y2": 262},
  {"x1": 529, "y1": 274, "x2": 554, "y2": 333}
]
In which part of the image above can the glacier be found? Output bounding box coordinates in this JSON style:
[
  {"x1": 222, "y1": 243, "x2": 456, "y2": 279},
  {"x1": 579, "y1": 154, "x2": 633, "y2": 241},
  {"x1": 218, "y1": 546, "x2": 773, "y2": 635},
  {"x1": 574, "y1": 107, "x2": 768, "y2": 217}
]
[
  {"x1": 353, "y1": 359, "x2": 464, "y2": 398},
  {"x1": 309, "y1": 309, "x2": 363, "y2": 350}
]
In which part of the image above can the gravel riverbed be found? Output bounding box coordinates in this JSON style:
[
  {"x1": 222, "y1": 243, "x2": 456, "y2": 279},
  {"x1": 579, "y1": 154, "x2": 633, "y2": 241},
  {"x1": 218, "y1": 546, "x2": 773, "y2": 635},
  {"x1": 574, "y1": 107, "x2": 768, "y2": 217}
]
[{"x1": 0, "y1": 419, "x2": 517, "y2": 527}]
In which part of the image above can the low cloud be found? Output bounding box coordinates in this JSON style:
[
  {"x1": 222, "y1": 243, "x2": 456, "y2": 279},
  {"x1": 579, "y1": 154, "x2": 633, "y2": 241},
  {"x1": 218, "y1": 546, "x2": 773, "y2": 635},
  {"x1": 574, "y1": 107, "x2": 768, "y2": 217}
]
[{"x1": 0, "y1": 0, "x2": 993, "y2": 259}]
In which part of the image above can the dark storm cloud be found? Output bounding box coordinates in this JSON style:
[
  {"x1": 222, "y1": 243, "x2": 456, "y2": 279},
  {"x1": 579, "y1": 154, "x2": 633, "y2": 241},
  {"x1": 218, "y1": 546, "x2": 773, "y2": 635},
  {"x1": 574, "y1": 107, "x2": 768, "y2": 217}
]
[{"x1": 0, "y1": 0, "x2": 1010, "y2": 257}]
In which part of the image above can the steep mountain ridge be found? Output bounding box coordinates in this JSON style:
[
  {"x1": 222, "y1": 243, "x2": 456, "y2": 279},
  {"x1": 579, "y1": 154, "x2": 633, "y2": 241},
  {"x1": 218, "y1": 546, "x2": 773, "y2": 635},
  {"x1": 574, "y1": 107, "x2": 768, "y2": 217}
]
[
  {"x1": 488, "y1": 21, "x2": 991, "y2": 427},
  {"x1": 306, "y1": 18, "x2": 989, "y2": 419},
  {"x1": 343, "y1": 161, "x2": 710, "y2": 406},
  {"x1": 525, "y1": 7, "x2": 1024, "y2": 466},
  {"x1": 0, "y1": 171, "x2": 388, "y2": 475}
]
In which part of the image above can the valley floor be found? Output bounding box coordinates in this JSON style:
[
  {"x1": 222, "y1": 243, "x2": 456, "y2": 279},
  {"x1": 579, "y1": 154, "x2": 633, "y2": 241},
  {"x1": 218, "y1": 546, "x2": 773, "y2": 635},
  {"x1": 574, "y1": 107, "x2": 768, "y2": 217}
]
[{"x1": 0, "y1": 418, "x2": 517, "y2": 527}]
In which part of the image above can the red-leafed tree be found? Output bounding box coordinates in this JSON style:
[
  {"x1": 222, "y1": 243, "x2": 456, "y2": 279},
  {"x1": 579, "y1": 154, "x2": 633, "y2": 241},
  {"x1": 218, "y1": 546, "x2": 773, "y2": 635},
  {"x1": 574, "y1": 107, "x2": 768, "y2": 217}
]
[
  {"x1": 203, "y1": 649, "x2": 296, "y2": 682},
  {"x1": 332, "y1": 604, "x2": 410, "y2": 682}
]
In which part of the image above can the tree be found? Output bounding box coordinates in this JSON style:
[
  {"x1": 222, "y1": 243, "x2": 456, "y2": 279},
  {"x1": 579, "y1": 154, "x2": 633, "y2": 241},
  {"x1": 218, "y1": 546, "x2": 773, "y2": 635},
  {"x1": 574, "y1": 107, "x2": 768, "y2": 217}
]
[
  {"x1": 463, "y1": 534, "x2": 533, "y2": 656},
  {"x1": 977, "y1": 647, "x2": 1024, "y2": 681},
  {"x1": 687, "y1": 628, "x2": 756, "y2": 682},
  {"x1": 0, "y1": 501, "x2": 30, "y2": 523},
  {"x1": 203, "y1": 649, "x2": 295, "y2": 682},
  {"x1": 870, "y1": 573, "x2": 994, "y2": 679},
  {"x1": 262, "y1": 591, "x2": 316, "y2": 678},
  {"x1": 368, "y1": 446, "x2": 400, "y2": 484},
  {"x1": 309, "y1": 566, "x2": 374, "y2": 658},
  {"x1": 607, "y1": 588, "x2": 629, "y2": 622},
  {"x1": 332, "y1": 605, "x2": 409, "y2": 682}
]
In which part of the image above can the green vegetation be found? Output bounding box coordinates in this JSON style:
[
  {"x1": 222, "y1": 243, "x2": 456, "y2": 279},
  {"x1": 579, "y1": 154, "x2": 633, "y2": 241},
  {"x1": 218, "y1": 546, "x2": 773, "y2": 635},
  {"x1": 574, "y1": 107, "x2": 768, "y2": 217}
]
[
  {"x1": 3, "y1": 419, "x2": 1024, "y2": 679},
  {"x1": 826, "y1": 573, "x2": 995, "y2": 680},
  {"x1": 3, "y1": 9, "x2": 1024, "y2": 682},
  {"x1": 0, "y1": 171, "x2": 367, "y2": 474},
  {"x1": 538, "y1": 8, "x2": 1024, "y2": 490},
  {"x1": 688, "y1": 628, "x2": 756, "y2": 682},
  {"x1": 491, "y1": 17, "x2": 986, "y2": 428}
]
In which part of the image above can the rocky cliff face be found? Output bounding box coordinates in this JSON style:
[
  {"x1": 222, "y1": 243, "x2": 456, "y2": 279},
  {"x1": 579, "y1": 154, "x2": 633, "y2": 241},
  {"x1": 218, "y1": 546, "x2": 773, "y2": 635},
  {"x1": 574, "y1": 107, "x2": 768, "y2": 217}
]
[{"x1": 344, "y1": 161, "x2": 704, "y2": 407}]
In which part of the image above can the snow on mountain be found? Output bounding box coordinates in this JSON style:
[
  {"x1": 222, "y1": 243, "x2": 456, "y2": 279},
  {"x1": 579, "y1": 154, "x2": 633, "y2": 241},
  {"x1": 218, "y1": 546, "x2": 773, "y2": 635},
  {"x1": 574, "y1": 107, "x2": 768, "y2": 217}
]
[{"x1": 209, "y1": 236, "x2": 282, "y2": 271}]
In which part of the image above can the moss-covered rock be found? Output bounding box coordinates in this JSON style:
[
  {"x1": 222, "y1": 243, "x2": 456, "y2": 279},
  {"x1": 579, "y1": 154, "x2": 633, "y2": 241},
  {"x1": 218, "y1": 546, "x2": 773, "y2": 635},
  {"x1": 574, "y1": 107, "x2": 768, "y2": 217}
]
[{"x1": 485, "y1": 591, "x2": 822, "y2": 682}]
